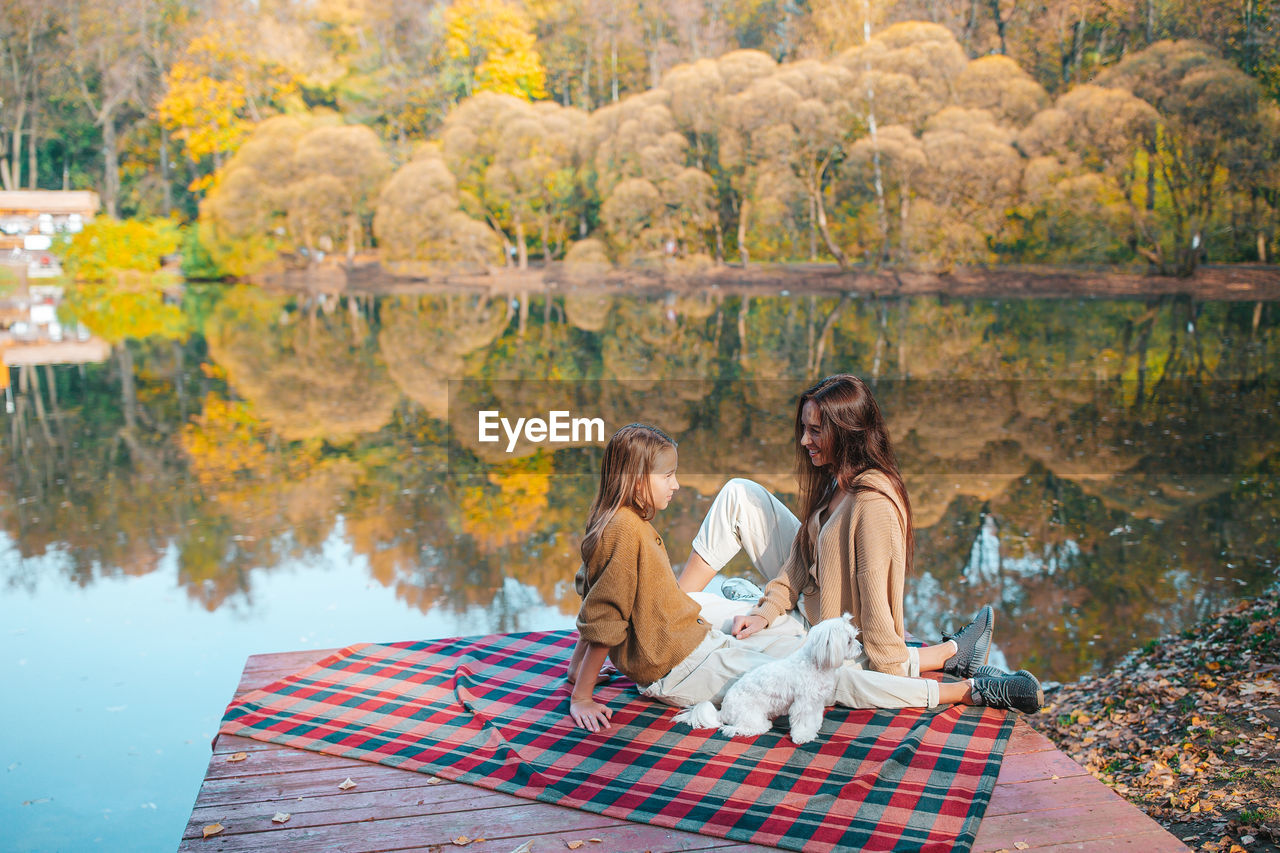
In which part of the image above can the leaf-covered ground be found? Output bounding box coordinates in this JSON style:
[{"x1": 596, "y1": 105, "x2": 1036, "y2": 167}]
[{"x1": 1040, "y1": 584, "x2": 1280, "y2": 853}]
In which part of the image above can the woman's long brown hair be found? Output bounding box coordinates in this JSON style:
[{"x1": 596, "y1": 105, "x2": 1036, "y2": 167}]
[
  {"x1": 580, "y1": 423, "x2": 677, "y2": 567},
  {"x1": 792, "y1": 375, "x2": 914, "y2": 573}
]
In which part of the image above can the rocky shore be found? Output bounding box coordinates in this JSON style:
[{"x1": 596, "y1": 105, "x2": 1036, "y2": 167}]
[{"x1": 1040, "y1": 584, "x2": 1280, "y2": 853}]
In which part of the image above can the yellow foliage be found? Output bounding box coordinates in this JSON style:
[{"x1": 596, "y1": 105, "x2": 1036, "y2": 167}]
[
  {"x1": 156, "y1": 32, "x2": 298, "y2": 177},
  {"x1": 445, "y1": 0, "x2": 548, "y2": 100},
  {"x1": 180, "y1": 392, "x2": 322, "y2": 506},
  {"x1": 459, "y1": 454, "x2": 553, "y2": 553}
]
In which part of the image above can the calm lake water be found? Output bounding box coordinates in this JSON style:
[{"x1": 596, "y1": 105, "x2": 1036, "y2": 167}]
[{"x1": 4, "y1": 283, "x2": 1278, "y2": 850}]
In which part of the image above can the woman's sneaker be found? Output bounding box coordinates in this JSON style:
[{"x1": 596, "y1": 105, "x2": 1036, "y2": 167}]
[
  {"x1": 720, "y1": 577, "x2": 765, "y2": 602},
  {"x1": 942, "y1": 605, "x2": 994, "y2": 678},
  {"x1": 970, "y1": 671, "x2": 1044, "y2": 714}
]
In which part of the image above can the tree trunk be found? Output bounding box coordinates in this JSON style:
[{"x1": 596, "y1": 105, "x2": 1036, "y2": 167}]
[
  {"x1": 810, "y1": 179, "x2": 848, "y2": 269},
  {"x1": 808, "y1": 196, "x2": 818, "y2": 260},
  {"x1": 28, "y1": 103, "x2": 39, "y2": 190},
  {"x1": 738, "y1": 196, "x2": 750, "y2": 266},
  {"x1": 160, "y1": 127, "x2": 172, "y2": 216},
  {"x1": 516, "y1": 220, "x2": 528, "y2": 269},
  {"x1": 118, "y1": 345, "x2": 137, "y2": 433},
  {"x1": 988, "y1": 0, "x2": 1008, "y2": 54},
  {"x1": 10, "y1": 100, "x2": 26, "y2": 189},
  {"x1": 102, "y1": 117, "x2": 120, "y2": 218},
  {"x1": 809, "y1": 292, "x2": 851, "y2": 377},
  {"x1": 611, "y1": 35, "x2": 619, "y2": 102},
  {"x1": 863, "y1": 0, "x2": 889, "y2": 265}
]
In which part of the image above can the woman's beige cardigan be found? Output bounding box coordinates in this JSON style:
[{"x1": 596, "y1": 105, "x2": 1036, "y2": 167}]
[{"x1": 750, "y1": 469, "x2": 911, "y2": 677}]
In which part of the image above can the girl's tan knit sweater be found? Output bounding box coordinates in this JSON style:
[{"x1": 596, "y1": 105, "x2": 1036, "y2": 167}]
[
  {"x1": 575, "y1": 506, "x2": 710, "y2": 686},
  {"x1": 750, "y1": 469, "x2": 911, "y2": 677}
]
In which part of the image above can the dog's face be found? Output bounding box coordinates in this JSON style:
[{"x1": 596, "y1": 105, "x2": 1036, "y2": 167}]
[{"x1": 805, "y1": 616, "x2": 861, "y2": 670}]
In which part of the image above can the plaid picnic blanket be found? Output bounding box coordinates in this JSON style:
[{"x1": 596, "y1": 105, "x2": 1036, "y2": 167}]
[{"x1": 219, "y1": 630, "x2": 1015, "y2": 853}]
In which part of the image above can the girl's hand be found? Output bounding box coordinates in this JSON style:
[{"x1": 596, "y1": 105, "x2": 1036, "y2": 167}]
[
  {"x1": 732, "y1": 613, "x2": 768, "y2": 639},
  {"x1": 569, "y1": 697, "x2": 613, "y2": 732}
]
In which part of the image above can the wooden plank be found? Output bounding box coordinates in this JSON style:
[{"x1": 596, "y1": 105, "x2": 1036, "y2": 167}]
[
  {"x1": 991, "y1": 744, "x2": 1091, "y2": 784},
  {"x1": 189, "y1": 649, "x2": 1190, "y2": 853},
  {"x1": 973, "y1": 800, "x2": 1191, "y2": 851},
  {"x1": 194, "y1": 760, "x2": 454, "y2": 809},
  {"x1": 982, "y1": 830, "x2": 1198, "y2": 852},
  {"x1": 984, "y1": 774, "x2": 1119, "y2": 816},
  {"x1": 180, "y1": 797, "x2": 769, "y2": 853}
]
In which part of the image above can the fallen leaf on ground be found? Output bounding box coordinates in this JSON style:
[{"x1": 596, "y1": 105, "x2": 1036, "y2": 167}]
[
  {"x1": 427, "y1": 777, "x2": 443, "y2": 785},
  {"x1": 202, "y1": 823, "x2": 224, "y2": 839},
  {"x1": 226, "y1": 752, "x2": 248, "y2": 762},
  {"x1": 272, "y1": 812, "x2": 290, "y2": 823},
  {"x1": 453, "y1": 837, "x2": 473, "y2": 846},
  {"x1": 1014, "y1": 843, "x2": 1030, "y2": 850},
  {"x1": 1239, "y1": 680, "x2": 1278, "y2": 696},
  {"x1": 508, "y1": 842, "x2": 534, "y2": 853},
  {"x1": 338, "y1": 778, "x2": 357, "y2": 790}
]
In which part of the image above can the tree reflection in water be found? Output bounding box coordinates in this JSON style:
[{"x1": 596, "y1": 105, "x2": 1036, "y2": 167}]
[{"x1": 3, "y1": 285, "x2": 1275, "y2": 681}]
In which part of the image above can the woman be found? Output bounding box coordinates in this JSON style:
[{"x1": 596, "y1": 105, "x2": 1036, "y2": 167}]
[{"x1": 678, "y1": 374, "x2": 1003, "y2": 688}]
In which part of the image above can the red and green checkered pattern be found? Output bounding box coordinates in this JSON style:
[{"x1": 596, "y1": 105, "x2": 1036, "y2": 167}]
[{"x1": 220, "y1": 630, "x2": 1014, "y2": 853}]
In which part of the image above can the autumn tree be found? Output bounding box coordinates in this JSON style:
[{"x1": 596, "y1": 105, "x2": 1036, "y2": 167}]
[
  {"x1": 837, "y1": 22, "x2": 968, "y2": 262},
  {"x1": 58, "y1": 0, "x2": 154, "y2": 216},
  {"x1": 1098, "y1": 40, "x2": 1280, "y2": 274},
  {"x1": 0, "y1": 0, "x2": 57, "y2": 190},
  {"x1": 585, "y1": 87, "x2": 716, "y2": 262},
  {"x1": 374, "y1": 147, "x2": 501, "y2": 271},
  {"x1": 155, "y1": 29, "x2": 299, "y2": 192},
  {"x1": 445, "y1": 0, "x2": 548, "y2": 100},
  {"x1": 913, "y1": 107, "x2": 1023, "y2": 266},
  {"x1": 309, "y1": 0, "x2": 451, "y2": 146},
  {"x1": 440, "y1": 92, "x2": 587, "y2": 266},
  {"x1": 715, "y1": 60, "x2": 857, "y2": 266},
  {"x1": 1017, "y1": 84, "x2": 1160, "y2": 263},
  {"x1": 199, "y1": 113, "x2": 391, "y2": 272},
  {"x1": 199, "y1": 114, "x2": 309, "y2": 275},
  {"x1": 954, "y1": 55, "x2": 1049, "y2": 128},
  {"x1": 664, "y1": 49, "x2": 778, "y2": 263},
  {"x1": 292, "y1": 123, "x2": 391, "y2": 260}
]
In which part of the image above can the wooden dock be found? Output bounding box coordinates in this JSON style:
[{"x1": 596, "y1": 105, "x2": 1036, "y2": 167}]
[{"x1": 181, "y1": 649, "x2": 1192, "y2": 852}]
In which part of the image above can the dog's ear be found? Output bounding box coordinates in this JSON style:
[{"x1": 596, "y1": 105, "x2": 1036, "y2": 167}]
[{"x1": 811, "y1": 619, "x2": 851, "y2": 669}]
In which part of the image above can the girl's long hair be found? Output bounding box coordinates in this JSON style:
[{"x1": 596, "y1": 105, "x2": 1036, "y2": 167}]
[
  {"x1": 793, "y1": 375, "x2": 914, "y2": 573},
  {"x1": 580, "y1": 423, "x2": 677, "y2": 567}
]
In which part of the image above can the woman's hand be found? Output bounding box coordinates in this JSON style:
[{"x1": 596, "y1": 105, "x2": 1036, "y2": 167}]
[
  {"x1": 731, "y1": 613, "x2": 768, "y2": 639},
  {"x1": 569, "y1": 696, "x2": 613, "y2": 732}
]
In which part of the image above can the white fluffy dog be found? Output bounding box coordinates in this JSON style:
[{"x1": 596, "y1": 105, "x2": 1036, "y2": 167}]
[{"x1": 673, "y1": 615, "x2": 861, "y2": 745}]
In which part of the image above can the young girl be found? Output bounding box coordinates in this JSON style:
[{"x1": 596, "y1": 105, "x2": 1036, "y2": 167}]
[{"x1": 567, "y1": 423, "x2": 1041, "y2": 733}]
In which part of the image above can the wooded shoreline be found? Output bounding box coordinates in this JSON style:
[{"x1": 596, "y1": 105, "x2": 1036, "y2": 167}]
[{"x1": 248, "y1": 261, "x2": 1280, "y2": 301}]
